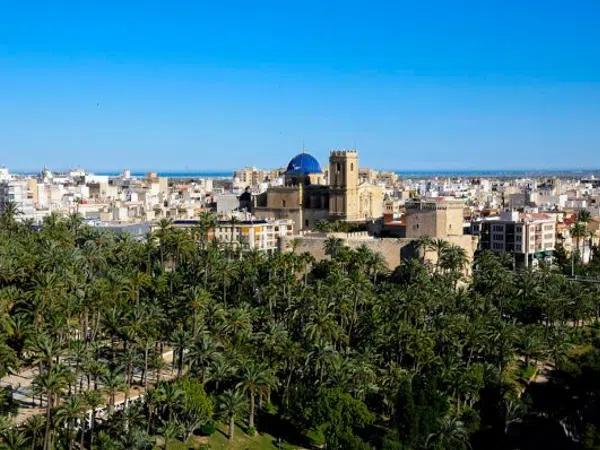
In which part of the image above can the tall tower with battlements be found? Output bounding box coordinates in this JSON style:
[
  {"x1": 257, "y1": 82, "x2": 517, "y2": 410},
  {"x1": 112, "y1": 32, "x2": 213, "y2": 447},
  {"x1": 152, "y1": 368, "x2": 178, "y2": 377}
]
[{"x1": 328, "y1": 149, "x2": 360, "y2": 221}]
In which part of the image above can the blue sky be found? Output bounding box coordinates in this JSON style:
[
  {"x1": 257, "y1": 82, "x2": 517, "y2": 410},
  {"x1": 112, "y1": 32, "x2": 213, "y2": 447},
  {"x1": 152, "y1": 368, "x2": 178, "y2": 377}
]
[{"x1": 1, "y1": 0, "x2": 599, "y2": 171}]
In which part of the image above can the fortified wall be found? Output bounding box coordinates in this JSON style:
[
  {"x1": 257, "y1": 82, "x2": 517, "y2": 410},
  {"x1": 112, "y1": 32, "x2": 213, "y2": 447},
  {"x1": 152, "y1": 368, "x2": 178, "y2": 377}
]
[{"x1": 284, "y1": 232, "x2": 478, "y2": 272}]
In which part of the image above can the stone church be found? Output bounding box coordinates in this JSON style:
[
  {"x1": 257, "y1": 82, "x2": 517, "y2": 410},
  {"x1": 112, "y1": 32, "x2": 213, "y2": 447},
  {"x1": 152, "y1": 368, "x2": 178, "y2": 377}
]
[{"x1": 253, "y1": 150, "x2": 383, "y2": 230}]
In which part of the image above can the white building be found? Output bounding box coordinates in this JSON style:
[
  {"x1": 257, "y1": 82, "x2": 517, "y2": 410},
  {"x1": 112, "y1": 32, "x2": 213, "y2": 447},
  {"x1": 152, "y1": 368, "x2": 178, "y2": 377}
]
[
  {"x1": 472, "y1": 210, "x2": 556, "y2": 267},
  {"x1": 213, "y1": 218, "x2": 294, "y2": 252}
]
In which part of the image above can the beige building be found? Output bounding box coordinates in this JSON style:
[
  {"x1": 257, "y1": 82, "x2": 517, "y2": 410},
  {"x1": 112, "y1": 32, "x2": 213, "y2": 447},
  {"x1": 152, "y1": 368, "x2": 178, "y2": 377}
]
[
  {"x1": 214, "y1": 219, "x2": 293, "y2": 252},
  {"x1": 172, "y1": 218, "x2": 293, "y2": 253},
  {"x1": 233, "y1": 167, "x2": 282, "y2": 189},
  {"x1": 405, "y1": 197, "x2": 466, "y2": 239},
  {"x1": 285, "y1": 196, "x2": 477, "y2": 273},
  {"x1": 404, "y1": 197, "x2": 477, "y2": 272},
  {"x1": 254, "y1": 150, "x2": 383, "y2": 230}
]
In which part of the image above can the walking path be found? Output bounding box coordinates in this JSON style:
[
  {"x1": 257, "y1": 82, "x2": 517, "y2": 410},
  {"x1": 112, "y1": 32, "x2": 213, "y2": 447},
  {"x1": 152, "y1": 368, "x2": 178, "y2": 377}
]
[{"x1": 0, "y1": 349, "x2": 177, "y2": 425}]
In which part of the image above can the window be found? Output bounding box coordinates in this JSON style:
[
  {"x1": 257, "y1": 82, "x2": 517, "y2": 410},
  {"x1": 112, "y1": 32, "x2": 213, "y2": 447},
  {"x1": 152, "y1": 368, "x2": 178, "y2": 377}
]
[
  {"x1": 350, "y1": 163, "x2": 354, "y2": 171},
  {"x1": 337, "y1": 163, "x2": 341, "y2": 171},
  {"x1": 305, "y1": 219, "x2": 309, "y2": 227},
  {"x1": 282, "y1": 200, "x2": 286, "y2": 207}
]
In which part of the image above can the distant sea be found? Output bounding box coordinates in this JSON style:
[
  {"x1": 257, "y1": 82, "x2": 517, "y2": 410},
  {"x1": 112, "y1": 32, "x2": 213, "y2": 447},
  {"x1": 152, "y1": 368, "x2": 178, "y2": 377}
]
[
  {"x1": 94, "y1": 169, "x2": 600, "y2": 179},
  {"x1": 392, "y1": 169, "x2": 600, "y2": 178},
  {"x1": 14, "y1": 169, "x2": 600, "y2": 179},
  {"x1": 96, "y1": 171, "x2": 233, "y2": 179}
]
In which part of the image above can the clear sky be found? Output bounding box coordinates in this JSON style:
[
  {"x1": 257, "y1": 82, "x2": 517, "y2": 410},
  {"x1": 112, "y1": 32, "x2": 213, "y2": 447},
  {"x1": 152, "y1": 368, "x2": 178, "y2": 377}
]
[{"x1": 1, "y1": 0, "x2": 600, "y2": 172}]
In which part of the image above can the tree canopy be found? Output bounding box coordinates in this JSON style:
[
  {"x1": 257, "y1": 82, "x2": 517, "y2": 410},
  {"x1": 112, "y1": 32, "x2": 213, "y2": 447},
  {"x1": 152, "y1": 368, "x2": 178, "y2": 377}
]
[{"x1": 0, "y1": 213, "x2": 599, "y2": 449}]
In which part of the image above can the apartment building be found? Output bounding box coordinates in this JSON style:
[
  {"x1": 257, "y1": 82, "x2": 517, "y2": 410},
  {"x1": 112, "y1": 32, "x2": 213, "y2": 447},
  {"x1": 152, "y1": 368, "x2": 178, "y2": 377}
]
[
  {"x1": 214, "y1": 219, "x2": 293, "y2": 252},
  {"x1": 233, "y1": 167, "x2": 281, "y2": 189},
  {"x1": 0, "y1": 179, "x2": 35, "y2": 215},
  {"x1": 172, "y1": 218, "x2": 294, "y2": 253},
  {"x1": 472, "y1": 210, "x2": 556, "y2": 267}
]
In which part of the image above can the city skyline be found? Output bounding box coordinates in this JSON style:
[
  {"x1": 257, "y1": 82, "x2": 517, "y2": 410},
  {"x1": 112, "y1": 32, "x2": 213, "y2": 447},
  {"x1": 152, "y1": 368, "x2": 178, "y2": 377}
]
[
  {"x1": 1, "y1": 1, "x2": 600, "y2": 171},
  {"x1": 2, "y1": 3, "x2": 600, "y2": 449}
]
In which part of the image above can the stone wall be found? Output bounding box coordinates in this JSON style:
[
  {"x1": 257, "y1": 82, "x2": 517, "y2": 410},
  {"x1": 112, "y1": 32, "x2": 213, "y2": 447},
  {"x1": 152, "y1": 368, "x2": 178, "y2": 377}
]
[{"x1": 284, "y1": 233, "x2": 478, "y2": 272}]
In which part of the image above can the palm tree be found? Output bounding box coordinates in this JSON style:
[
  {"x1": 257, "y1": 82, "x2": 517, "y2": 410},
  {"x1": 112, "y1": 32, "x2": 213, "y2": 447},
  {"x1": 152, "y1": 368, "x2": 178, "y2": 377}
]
[
  {"x1": 157, "y1": 383, "x2": 184, "y2": 422},
  {"x1": 439, "y1": 244, "x2": 468, "y2": 277},
  {"x1": 0, "y1": 340, "x2": 17, "y2": 379},
  {"x1": 66, "y1": 212, "x2": 84, "y2": 237},
  {"x1": 118, "y1": 345, "x2": 138, "y2": 406},
  {"x1": 27, "y1": 332, "x2": 64, "y2": 372},
  {"x1": 324, "y1": 236, "x2": 344, "y2": 259},
  {"x1": 188, "y1": 334, "x2": 220, "y2": 383},
  {"x1": 237, "y1": 362, "x2": 271, "y2": 431},
  {"x1": 0, "y1": 415, "x2": 12, "y2": 438},
  {"x1": 218, "y1": 389, "x2": 247, "y2": 440},
  {"x1": 31, "y1": 365, "x2": 70, "y2": 450},
  {"x1": 145, "y1": 387, "x2": 165, "y2": 433},
  {"x1": 68, "y1": 339, "x2": 89, "y2": 394},
  {"x1": 418, "y1": 237, "x2": 450, "y2": 271},
  {"x1": 577, "y1": 208, "x2": 591, "y2": 224},
  {"x1": 83, "y1": 390, "x2": 103, "y2": 449},
  {"x1": 187, "y1": 286, "x2": 210, "y2": 338},
  {"x1": 55, "y1": 395, "x2": 86, "y2": 450},
  {"x1": 425, "y1": 415, "x2": 471, "y2": 450},
  {"x1": 101, "y1": 368, "x2": 126, "y2": 414},
  {"x1": 571, "y1": 222, "x2": 588, "y2": 266},
  {"x1": 83, "y1": 359, "x2": 107, "y2": 391},
  {"x1": 208, "y1": 356, "x2": 235, "y2": 393},
  {"x1": 0, "y1": 428, "x2": 29, "y2": 450},
  {"x1": 197, "y1": 211, "x2": 217, "y2": 249},
  {"x1": 159, "y1": 419, "x2": 182, "y2": 450},
  {"x1": 219, "y1": 262, "x2": 237, "y2": 305},
  {"x1": 154, "y1": 218, "x2": 173, "y2": 269},
  {"x1": 430, "y1": 238, "x2": 450, "y2": 264},
  {"x1": 0, "y1": 201, "x2": 22, "y2": 231},
  {"x1": 170, "y1": 327, "x2": 191, "y2": 377},
  {"x1": 23, "y1": 415, "x2": 45, "y2": 450}
]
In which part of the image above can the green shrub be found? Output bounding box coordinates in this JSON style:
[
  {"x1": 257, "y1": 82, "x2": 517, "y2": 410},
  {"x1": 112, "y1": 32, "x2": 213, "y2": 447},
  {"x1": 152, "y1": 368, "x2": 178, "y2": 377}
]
[{"x1": 198, "y1": 421, "x2": 216, "y2": 436}]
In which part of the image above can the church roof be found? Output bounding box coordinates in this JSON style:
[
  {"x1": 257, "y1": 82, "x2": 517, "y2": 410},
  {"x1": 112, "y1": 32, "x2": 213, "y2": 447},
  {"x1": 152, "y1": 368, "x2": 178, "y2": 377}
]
[{"x1": 286, "y1": 153, "x2": 322, "y2": 176}]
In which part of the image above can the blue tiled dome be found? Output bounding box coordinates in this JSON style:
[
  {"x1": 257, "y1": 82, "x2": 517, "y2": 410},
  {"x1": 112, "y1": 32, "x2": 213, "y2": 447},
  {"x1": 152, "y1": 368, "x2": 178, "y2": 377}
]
[{"x1": 286, "y1": 153, "x2": 322, "y2": 175}]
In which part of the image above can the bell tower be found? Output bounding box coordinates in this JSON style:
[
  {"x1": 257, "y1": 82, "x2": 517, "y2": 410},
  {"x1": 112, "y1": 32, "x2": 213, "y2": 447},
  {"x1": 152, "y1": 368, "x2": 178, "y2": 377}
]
[{"x1": 328, "y1": 149, "x2": 360, "y2": 221}]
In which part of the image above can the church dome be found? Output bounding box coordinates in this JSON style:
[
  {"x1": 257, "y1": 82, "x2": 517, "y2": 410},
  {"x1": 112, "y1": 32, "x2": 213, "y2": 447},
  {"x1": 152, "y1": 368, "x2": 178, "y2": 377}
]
[{"x1": 286, "y1": 153, "x2": 322, "y2": 176}]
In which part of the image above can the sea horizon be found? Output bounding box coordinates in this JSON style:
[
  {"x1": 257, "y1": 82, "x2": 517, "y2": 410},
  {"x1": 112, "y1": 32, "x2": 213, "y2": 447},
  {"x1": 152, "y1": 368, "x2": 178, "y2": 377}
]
[{"x1": 9, "y1": 168, "x2": 600, "y2": 179}]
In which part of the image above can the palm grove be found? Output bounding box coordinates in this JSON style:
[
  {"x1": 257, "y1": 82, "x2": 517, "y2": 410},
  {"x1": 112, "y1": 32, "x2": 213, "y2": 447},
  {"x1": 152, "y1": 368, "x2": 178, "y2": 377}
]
[{"x1": 1, "y1": 205, "x2": 600, "y2": 449}]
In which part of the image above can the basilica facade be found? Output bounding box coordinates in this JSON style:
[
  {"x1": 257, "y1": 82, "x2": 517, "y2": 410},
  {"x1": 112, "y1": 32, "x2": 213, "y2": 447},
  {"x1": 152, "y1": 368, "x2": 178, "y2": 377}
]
[{"x1": 253, "y1": 150, "x2": 383, "y2": 230}]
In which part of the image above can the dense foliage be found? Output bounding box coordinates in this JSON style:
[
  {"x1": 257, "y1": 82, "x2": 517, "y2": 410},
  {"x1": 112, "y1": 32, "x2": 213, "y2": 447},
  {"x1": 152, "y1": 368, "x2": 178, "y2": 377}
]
[{"x1": 0, "y1": 207, "x2": 599, "y2": 449}]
